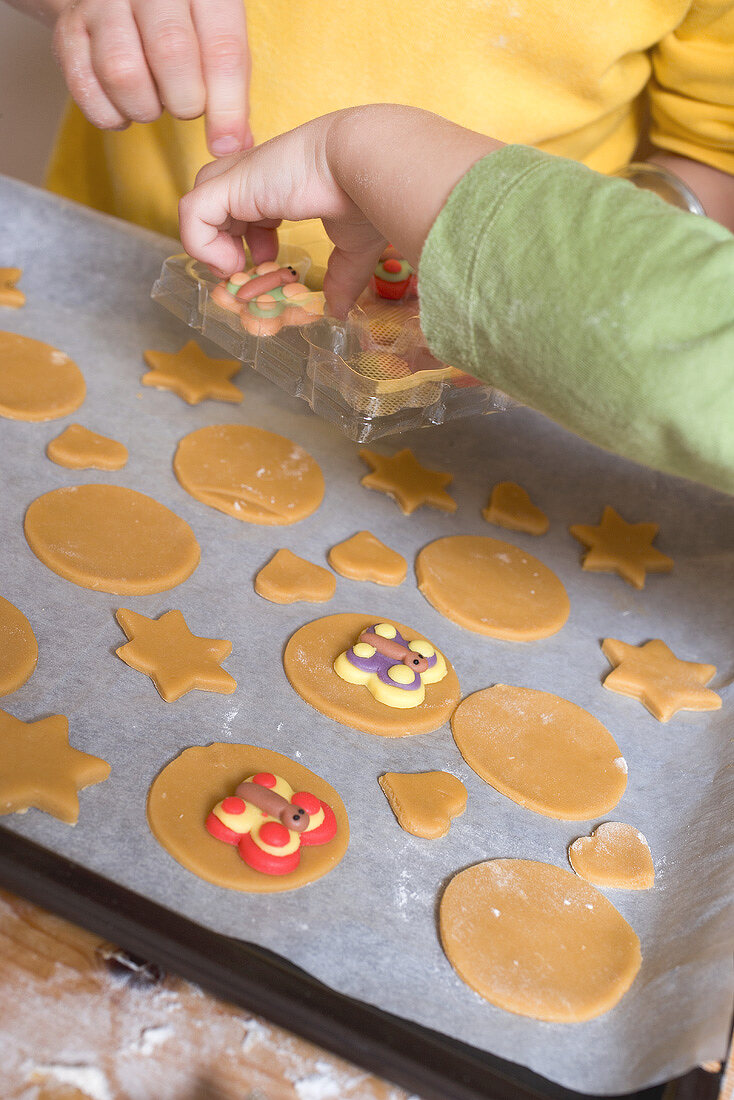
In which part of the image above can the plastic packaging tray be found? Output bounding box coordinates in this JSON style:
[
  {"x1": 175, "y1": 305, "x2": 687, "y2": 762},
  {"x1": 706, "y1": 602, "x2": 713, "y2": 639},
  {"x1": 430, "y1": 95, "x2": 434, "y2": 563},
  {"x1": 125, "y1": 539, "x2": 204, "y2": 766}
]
[{"x1": 151, "y1": 251, "x2": 510, "y2": 442}]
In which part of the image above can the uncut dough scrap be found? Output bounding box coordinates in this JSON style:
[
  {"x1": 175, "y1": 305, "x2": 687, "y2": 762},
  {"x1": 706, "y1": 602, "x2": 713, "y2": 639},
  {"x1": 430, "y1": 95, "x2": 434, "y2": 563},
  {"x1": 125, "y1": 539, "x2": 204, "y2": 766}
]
[
  {"x1": 451, "y1": 685, "x2": 627, "y2": 820},
  {"x1": 24, "y1": 484, "x2": 200, "y2": 594},
  {"x1": 440, "y1": 859, "x2": 642, "y2": 1022},
  {"x1": 0, "y1": 596, "x2": 37, "y2": 696},
  {"x1": 416, "y1": 535, "x2": 569, "y2": 640},
  {"x1": 174, "y1": 424, "x2": 324, "y2": 526},
  {"x1": 569, "y1": 823, "x2": 655, "y2": 890},
  {"x1": 284, "y1": 612, "x2": 460, "y2": 737},
  {"x1": 147, "y1": 743, "x2": 349, "y2": 893},
  {"x1": 0, "y1": 331, "x2": 85, "y2": 421}
]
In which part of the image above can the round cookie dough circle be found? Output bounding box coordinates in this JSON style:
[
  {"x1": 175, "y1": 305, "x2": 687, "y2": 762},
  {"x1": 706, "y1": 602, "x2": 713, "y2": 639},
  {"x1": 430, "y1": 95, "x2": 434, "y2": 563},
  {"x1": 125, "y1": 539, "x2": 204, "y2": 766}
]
[
  {"x1": 451, "y1": 685, "x2": 626, "y2": 820},
  {"x1": 24, "y1": 484, "x2": 200, "y2": 594},
  {"x1": 148, "y1": 743, "x2": 349, "y2": 893},
  {"x1": 174, "y1": 424, "x2": 324, "y2": 526},
  {"x1": 0, "y1": 332, "x2": 85, "y2": 421},
  {"x1": 440, "y1": 859, "x2": 641, "y2": 1022},
  {"x1": 284, "y1": 612, "x2": 460, "y2": 737},
  {"x1": 0, "y1": 596, "x2": 38, "y2": 695},
  {"x1": 416, "y1": 535, "x2": 569, "y2": 640}
]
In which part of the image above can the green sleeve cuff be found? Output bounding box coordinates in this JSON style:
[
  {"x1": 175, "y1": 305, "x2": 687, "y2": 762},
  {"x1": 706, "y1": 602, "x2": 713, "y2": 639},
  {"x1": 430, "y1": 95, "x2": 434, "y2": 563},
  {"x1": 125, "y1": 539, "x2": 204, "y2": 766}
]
[{"x1": 419, "y1": 145, "x2": 734, "y2": 495}]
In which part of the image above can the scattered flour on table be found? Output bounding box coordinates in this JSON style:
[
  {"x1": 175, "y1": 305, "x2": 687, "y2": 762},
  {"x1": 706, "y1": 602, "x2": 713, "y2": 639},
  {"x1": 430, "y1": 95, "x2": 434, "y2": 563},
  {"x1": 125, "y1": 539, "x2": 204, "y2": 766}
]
[
  {"x1": 29, "y1": 1063, "x2": 112, "y2": 1100},
  {"x1": 131, "y1": 1024, "x2": 173, "y2": 1055}
]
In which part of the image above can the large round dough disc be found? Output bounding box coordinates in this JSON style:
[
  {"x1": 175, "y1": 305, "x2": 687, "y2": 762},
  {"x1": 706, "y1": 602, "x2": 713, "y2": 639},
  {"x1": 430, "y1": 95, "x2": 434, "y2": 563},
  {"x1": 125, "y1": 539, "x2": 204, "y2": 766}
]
[
  {"x1": 24, "y1": 484, "x2": 200, "y2": 594},
  {"x1": 147, "y1": 743, "x2": 349, "y2": 893},
  {"x1": 0, "y1": 332, "x2": 85, "y2": 421},
  {"x1": 284, "y1": 612, "x2": 461, "y2": 737},
  {"x1": 451, "y1": 685, "x2": 627, "y2": 819},
  {"x1": 440, "y1": 859, "x2": 642, "y2": 1022},
  {"x1": 173, "y1": 424, "x2": 324, "y2": 525},
  {"x1": 0, "y1": 596, "x2": 38, "y2": 695},
  {"x1": 416, "y1": 535, "x2": 569, "y2": 640}
]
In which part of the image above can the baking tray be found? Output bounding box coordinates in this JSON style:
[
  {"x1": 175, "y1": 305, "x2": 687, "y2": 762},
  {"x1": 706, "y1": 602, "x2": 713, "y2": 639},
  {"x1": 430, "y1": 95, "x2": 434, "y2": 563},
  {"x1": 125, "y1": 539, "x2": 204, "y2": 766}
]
[{"x1": 1, "y1": 174, "x2": 732, "y2": 1098}]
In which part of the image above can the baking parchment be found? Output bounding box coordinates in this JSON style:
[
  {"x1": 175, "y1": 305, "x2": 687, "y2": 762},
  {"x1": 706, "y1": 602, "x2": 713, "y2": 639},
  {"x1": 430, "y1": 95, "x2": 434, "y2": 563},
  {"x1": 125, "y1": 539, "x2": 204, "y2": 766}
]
[{"x1": 1, "y1": 175, "x2": 732, "y2": 1096}]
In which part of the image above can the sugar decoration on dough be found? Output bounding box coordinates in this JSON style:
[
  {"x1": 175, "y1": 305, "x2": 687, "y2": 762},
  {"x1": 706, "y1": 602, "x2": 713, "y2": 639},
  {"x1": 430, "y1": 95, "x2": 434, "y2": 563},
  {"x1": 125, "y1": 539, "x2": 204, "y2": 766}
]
[
  {"x1": 0, "y1": 708, "x2": 110, "y2": 824},
  {"x1": 206, "y1": 770, "x2": 337, "y2": 876},
  {"x1": 334, "y1": 622, "x2": 447, "y2": 709},
  {"x1": 569, "y1": 506, "x2": 673, "y2": 589},
  {"x1": 601, "y1": 637, "x2": 721, "y2": 722},
  {"x1": 0, "y1": 268, "x2": 25, "y2": 308},
  {"x1": 359, "y1": 448, "x2": 456, "y2": 515},
  {"x1": 482, "y1": 482, "x2": 549, "y2": 535},
  {"x1": 116, "y1": 608, "x2": 236, "y2": 702},
  {"x1": 142, "y1": 341, "x2": 243, "y2": 405},
  {"x1": 211, "y1": 262, "x2": 325, "y2": 336},
  {"x1": 371, "y1": 247, "x2": 417, "y2": 301}
]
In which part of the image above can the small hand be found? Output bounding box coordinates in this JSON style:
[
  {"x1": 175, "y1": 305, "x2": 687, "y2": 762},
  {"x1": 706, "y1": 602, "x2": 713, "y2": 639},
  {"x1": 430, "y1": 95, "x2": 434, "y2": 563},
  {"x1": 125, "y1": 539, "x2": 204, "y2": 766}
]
[{"x1": 53, "y1": 0, "x2": 251, "y2": 156}]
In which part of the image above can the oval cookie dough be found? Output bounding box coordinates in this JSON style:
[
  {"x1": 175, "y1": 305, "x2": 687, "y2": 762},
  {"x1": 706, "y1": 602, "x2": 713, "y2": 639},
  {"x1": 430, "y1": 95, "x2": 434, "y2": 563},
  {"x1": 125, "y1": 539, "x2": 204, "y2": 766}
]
[
  {"x1": 440, "y1": 859, "x2": 642, "y2": 1022},
  {"x1": 284, "y1": 613, "x2": 461, "y2": 737},
  {"x1": 147, "y1": 743, "x2": 349, "y2": 893},
  {"x1": 24, "y1": 484, "x2": 200, "y2": 594},
  {"x1": 0, "y1": 596, "x2": 38, "y2": 695},
  {"x1": 451, "y1": 685, "x2": 627, "y2": 820},
  {"x1": 174, "y1": 424, "x2": 324, "y2": 526},
  {"x1": 0, "y1": 332, "x2": 85, "y2": 421},
  {"x1": 416, "y1": 535, "x2": 569, "y2": 640}
]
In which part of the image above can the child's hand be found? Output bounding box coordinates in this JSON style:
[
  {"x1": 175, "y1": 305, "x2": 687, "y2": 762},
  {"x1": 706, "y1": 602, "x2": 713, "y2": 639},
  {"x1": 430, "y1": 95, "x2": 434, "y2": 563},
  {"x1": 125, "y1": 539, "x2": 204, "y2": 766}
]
[
  {"x1": 179, "y1": 105, "x2": 502, "y2": 315},
  {"x1": 53, "y1": 0, "x2": 251, "y2": 156}
]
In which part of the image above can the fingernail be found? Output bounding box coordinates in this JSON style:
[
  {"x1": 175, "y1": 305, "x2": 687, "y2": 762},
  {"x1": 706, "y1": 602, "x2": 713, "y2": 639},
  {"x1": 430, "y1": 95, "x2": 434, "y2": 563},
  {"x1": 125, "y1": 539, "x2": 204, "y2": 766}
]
[{"x1": 210, "y1": 135, "x2": 241, "y2": 156}]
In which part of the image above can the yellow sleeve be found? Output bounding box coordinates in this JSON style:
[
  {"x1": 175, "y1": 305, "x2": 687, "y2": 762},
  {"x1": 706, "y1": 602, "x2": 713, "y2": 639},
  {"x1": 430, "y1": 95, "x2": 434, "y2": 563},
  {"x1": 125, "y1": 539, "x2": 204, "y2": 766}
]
[{"x1": 649, "y1": 0, "x2": 734, "y2": 172}]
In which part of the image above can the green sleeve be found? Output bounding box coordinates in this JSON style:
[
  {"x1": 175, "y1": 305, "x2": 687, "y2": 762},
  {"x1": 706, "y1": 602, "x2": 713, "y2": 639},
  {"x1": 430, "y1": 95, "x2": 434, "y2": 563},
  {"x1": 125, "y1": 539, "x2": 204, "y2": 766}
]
[{"x1": 418, "y1": 145, "x2": 734, "y2": 495}]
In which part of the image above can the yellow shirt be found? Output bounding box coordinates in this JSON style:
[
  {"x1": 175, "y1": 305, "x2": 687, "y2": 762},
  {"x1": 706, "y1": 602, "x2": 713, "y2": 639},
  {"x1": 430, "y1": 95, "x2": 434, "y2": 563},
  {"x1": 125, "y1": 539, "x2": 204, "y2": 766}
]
[{"x1": 46, "y1": 0, "x2": 734, "y2": 256}]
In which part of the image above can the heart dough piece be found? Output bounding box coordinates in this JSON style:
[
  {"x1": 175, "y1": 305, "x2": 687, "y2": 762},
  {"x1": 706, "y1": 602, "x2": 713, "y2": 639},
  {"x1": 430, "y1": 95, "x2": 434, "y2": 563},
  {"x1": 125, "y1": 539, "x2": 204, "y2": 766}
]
[
  {"x1": 416, "y1": 535, "x2": 569, "y2": 640},
  {"x1": 440, "y1": 859, "x2": 641, "y2": 1022},
  {"x1": 46, "y1": 423, "x2": 128, "y2": 470},
  {"x1": 482, "y1": 481, "x2": 549, "y2": 535},
  {"x1": 0, "y1": 596, "x2": 38, "y2": 695},
  {"x1": 255, "y1": 549, "x2": 336, "y2": 604},
  {"x1": 174, "y1": 424, "x2": 324, "y2": 526},
  {"x1": 379, "y1": 771, "x2": 467, "y2": 838},
  {"x1": 24, "y1": 484, "x2": 200, "y2": 594},
  {"x1": 328, "y1": 531, "x2": 407, "y2": 586},
  {"x1": 284, "y1": 613, "x2": 461, "y2": 737},
  {"x1": 451, "y1": 685, "x2": 627, "y2": 820},
  {"x1": 0, "y1": 331, "x2": 85, "y2": 421},
  {"x1": 147, "y1": 742, "x2": 349, "y2": 893},
  {"x1": 569, "y1": 823, "x2": 655, "y2": 890}
]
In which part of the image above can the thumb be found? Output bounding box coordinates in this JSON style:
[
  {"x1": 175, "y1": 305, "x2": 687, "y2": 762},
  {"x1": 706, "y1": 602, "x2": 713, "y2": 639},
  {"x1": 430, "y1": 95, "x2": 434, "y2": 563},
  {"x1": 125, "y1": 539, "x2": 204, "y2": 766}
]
[{"x1": 322, "y1": 236, "x2": 385, "y2": 319}]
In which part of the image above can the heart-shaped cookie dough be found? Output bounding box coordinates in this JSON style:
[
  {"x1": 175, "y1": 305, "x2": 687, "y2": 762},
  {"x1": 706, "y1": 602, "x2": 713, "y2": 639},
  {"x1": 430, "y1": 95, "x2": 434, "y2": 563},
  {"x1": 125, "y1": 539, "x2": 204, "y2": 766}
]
[
  {"x1": 482, "y1": 481, "x2": 549, "y2": 536},
  {"x1": 378, "y1": 771, "x2": 467, "y2": 838},
  {"x1": 568, "y1": 822, "x2": 654, "y2": 890}
]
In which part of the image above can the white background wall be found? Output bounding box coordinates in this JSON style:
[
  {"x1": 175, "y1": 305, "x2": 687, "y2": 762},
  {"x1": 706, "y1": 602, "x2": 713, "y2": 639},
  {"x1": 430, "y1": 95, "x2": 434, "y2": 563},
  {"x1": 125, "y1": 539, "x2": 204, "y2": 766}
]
[{"x1": 0, "y1": 5, "x2": 68, "y2": 184}]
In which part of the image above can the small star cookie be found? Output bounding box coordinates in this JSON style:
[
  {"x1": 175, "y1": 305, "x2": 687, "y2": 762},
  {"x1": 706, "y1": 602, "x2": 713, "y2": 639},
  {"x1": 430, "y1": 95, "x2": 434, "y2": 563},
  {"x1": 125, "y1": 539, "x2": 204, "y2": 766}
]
[
  {"x1": 359, "y1": 448, "x2": 456, "y2": 515},
  {"x1": 0, "y1": 267, "x2": 25, "y2": 308},
  {"x1": 569, "y1": 506, "x2": 673, "y2": 588},
  {"x1": 0, "y1": 709, "x2": 110, "y2": 824},
  {"x1": 601, "y1": 638, "x2": 721, "y2": 722},
  {"x1": 328, "y1": 531, "x2": 407, "y2": 586},
  {"x1": 142, "y1": 341, "x2": 243, "y2": 405},
  {"x1": 255, "y1": 549, "x2": 336, "y2": 604},
  {"x1": 482, "y1": 482, "x2": 548, "y2": 535},
  {"x1": 116, "y1": 608, "x2": 236, "y2": 702}
]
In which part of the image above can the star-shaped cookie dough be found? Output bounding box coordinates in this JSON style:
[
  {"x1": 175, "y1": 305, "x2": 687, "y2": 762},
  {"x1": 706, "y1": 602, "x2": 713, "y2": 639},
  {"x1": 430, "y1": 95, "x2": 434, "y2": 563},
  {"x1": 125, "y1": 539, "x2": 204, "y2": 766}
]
[
  {"x1": 116, "y1": 608, "x2": 237, "y2": 702},
  {"x1": 0, "y1": 709, "x2": 110, "y2": 824},
  {"x1": 569, "y1": 506, "x2": 673, "y2": 588},
  {"x1": 0, "y1": 267, "x2": 25, "y2": 308},
  {"x1": 142, "y1": 341, "x2": 243, "y2": 405},
  {"x1": 359, "y1": 448, "x2": 456, "y2": 515},
  {"x1": 601, "y1": 638, "x2": 721, "y2": 722}
]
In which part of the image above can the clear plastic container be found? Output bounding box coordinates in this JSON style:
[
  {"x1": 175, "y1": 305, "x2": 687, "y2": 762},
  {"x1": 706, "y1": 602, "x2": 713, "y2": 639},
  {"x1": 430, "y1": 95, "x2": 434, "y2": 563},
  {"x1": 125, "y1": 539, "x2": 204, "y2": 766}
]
[{"x1": 151, "y1": 249, "x2": 511, "y2": 442}]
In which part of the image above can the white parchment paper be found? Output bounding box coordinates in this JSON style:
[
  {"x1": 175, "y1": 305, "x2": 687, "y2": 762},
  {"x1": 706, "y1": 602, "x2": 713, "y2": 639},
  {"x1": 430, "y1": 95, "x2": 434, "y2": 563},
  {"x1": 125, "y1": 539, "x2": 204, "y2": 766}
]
[{"x1": 1, "y1": 175, "x2": 732, "y2": 1095}]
